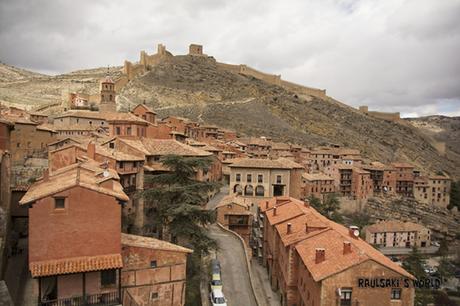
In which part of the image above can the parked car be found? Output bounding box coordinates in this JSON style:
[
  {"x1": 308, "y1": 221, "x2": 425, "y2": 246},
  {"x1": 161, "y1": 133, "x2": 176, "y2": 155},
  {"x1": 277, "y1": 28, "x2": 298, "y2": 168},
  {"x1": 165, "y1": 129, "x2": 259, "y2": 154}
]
[
  {"x1": 210, "y1": 289, "x2": 227, "y2": 306},
  {"x1": 210, "y1": 273, "x2": 223, "y2": 291}
]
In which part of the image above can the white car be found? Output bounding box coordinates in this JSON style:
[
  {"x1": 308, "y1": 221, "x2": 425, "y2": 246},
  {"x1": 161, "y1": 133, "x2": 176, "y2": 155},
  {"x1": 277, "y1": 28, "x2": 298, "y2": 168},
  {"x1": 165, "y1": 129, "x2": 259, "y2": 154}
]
[{"x1": 210, "y1": 289, "x2": 227, "y2": 306}]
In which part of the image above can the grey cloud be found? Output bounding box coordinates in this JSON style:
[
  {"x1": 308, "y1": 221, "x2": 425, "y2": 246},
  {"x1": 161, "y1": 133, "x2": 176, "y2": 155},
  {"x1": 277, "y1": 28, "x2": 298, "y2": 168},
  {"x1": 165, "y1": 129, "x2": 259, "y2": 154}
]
[{"x1": 0, "y1": 0, "x2": 459, "y2": 117}]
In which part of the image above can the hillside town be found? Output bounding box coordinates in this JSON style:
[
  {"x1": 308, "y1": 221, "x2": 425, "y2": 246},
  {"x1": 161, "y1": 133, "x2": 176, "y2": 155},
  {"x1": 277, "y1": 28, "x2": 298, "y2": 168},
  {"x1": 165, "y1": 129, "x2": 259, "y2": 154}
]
[{"x1": 0, "y1": 68, "x2": 458, "y2": 306}]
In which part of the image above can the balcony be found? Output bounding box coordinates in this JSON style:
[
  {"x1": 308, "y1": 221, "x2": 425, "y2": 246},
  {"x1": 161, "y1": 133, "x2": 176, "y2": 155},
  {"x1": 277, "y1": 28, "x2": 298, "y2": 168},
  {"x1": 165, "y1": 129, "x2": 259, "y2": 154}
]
[{"x1": 40, "y1": 291, "x2": 120, "y2": 306}]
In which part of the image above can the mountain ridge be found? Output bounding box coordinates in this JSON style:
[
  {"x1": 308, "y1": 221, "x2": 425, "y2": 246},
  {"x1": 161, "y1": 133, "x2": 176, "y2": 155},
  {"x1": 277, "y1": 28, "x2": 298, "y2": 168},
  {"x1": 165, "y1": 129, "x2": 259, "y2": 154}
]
[{"x1": 0, "y1": 58, "x2": 458, "y2": 179}]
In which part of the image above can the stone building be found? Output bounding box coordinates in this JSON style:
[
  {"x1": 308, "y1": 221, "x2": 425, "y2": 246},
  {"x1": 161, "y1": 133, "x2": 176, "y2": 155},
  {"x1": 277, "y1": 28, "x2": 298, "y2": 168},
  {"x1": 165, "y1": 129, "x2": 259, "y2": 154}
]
[
  {"x1": 301, "y1": 172, "x2": 336, "y2": 200},
  {"x1": 414, "y1": 175, "x2": 451, "y2": 208},
  {"x1": 99, "y1": 76, "x2": 117, "y2": 113},
  {"x1": 215, "y1": 194, "x2": 253, "y2": 245},
  {"x1": 363, "y1": 162, "x2": 397, "y2": 194},
  {"x1": 0, "y1": 118, "x2": 14, "y2": 151},
  {"x1": 228, "y1": 158, "x2": 304, "y2": 199},
  {"x1": 121, "y1": 234, "x2": 192, "y2": 306},
  {"x1": 20, "y1": 162, "x2": 128, "y2": 305},
  {"x1": 103, "y1": 137, "x2": 221, "y2": 182},
  {"x1": 4, "y1": 116, "x2": 57, "y2": 165},
  {"x1": 364, "y1": 220, "x2": 431, "y2": 248},
  {"x1": 105, "y1": 112, "x2": 149, "y2": 137},
  {"x1": 132, "y1": 103, "x2": 157, "y2": 125},
  {"x1": 391, "y1": 162, "x2": 415, "y2": 198},
  {"x1": 258, "y1": 197, "x2": 415, "y2": 306}
]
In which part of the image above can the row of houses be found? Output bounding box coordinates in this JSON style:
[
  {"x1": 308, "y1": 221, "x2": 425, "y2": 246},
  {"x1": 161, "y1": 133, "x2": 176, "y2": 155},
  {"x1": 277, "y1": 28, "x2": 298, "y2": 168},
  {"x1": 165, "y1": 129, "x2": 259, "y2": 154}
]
[{"x1": 253, "y1": 196, "x2": 416, "y2": 306}]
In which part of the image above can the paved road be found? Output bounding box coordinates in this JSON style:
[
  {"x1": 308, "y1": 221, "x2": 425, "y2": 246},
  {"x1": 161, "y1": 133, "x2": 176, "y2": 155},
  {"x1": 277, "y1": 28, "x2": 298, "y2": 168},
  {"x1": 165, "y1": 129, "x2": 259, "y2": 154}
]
[
  {"x1": 208, "y1": 224, "x2": 257, "y2": 306},
  {"x1": 207, "y1": 185, "x2": 229, "y2": 210}
]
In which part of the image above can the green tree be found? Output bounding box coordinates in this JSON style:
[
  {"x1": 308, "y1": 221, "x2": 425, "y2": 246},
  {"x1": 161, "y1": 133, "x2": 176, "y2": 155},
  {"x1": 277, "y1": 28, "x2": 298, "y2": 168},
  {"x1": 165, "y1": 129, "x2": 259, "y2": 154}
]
[
  {"x1": 402, "y1": 247, "x2": 434, "y2": 306},
  {"x1": 448, "y1": 181, "x2": 460, "y2": 210},
  {"x1": 436, "y1": 237, "x2": 449, "y2": 257},
  {"x1": 402, "y1": 246, "x2": 427, "y2": 280},
  {"x1": 308, "y1": 193, "x2": 342, "y2": 222},
  {"x1": 142, "y1": 154, "x2": 218, "y2": 254},
  {"x1": 142, "y1": 155, "x2": 219, "y2": 306}
]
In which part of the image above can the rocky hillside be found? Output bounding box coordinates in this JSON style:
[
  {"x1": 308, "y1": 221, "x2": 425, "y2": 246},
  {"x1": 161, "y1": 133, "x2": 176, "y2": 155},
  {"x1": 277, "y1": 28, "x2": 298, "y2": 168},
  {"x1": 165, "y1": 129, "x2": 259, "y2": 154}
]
[
  {"x1": 118, "y1": 55, "x2": 460, "y2": 178},
  {"x1": 0, "y1": 57, "x2": 458, "y2": 178},
  {"x1": 0, "y1": 62, "x2": 122, "y2": 110}
]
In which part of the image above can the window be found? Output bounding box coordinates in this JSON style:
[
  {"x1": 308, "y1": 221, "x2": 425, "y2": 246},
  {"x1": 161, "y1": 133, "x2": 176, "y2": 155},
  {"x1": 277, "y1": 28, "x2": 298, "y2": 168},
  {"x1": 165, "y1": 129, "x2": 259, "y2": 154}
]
[
  {"x1": 391, "y1": 288, "x2": 401, "y2": 300},
  {"x1": 340, "y1": 288, "x2": 352, "y2": 306},
  {"x1": 255, "y1": 186, "x2": 265, "y2": 197},
  {"x1": 89, "y1": 121, "x2": 92, "y2": 125},
  {"x1": 276, "y1": 175, "x2": 282, "y2": 184},
  {"x1": 127, "y1": 127, "x2": 132, "y2": 135},
  {"x1": 116, "y1": 127, "x2": 121, "y2": 135},
  {"x1": 54, "y1": 198, "x2": 65, "y2": 209},
  {"x1": 236, "y1": 173, "x2": 241, "y2": 182},
  {"x1": 247, "y1": 174, "x2": 252, "y2": 182},
  {"x1": 150, "y1": 292, "x2": 158, "y2": 300},
  {"x1": 150, "y1": 260, "x2": 157, "y2": 268},
  {"x1": 16, "y1": 143, "x2": 20, "y2": 148},
  {"x1": 109, "y1": 142, "x2": 115, "y2": 149},
  {"x1": 258, "y1": 174, "x2": 263, "y2": 183},
  {"x1": 101, "y1": 270, "x2": 116, "y2": 286}
]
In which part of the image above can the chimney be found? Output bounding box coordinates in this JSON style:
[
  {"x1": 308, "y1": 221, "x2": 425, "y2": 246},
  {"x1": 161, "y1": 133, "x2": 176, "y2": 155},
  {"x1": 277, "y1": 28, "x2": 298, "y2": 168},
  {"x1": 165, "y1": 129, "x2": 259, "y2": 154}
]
[
  {"x1": 349, "y1": 226, "x2": 359, "y2": 239},
  {"x1": 87, "y1": 142, "x2": 96, "y2": 160},
  {"x1": 315, "y1": 248, "x2": 325, "y2": 264},
  {"x1": 287, "y1": 223, "x2": 292, "y2": 234},
  {"x1": 303, "y1": 200, "x2": 310, "y2": 208},
  {"x1": 343, "y1": 241, "x2": 352, "y2": 255},
  {"x1": 265, "y1": 201, "x2": 269, "y2": 209},
  {"x1": 42, "y1": 169, "x2": 49, "y2": 181},
  {"x1": 273, "y1": 206, "x2": 277, "y2": 216}
]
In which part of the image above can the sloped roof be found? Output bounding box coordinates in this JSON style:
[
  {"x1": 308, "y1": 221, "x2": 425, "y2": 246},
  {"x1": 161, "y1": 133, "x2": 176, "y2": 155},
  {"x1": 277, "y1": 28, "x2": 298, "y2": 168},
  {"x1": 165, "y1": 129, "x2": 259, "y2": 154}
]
[
  {"x1": 132, "y1": 103, "x2": 157, "y2": 114},
  {"x1": 262, "y1": 197, "x2": 414, "y2": 282},
  {"x1": 229, "y1": 157, "x2": 303, "y2": 169},
  {"x1": 54, "y1": 111, "x2": 105, "y2": 120},
  {"x1": 121, "y1": 233, "x2": 192, "y2": 253},
  {"x1": 365, "y1": 220, "x2": 427, "y2": 234},
  {"x1": 120, "y1": 138, "x2": 212, "y2": 157},
  {"x1": 19, "y1": 162, "x2": 128, "y2": 205},
  {"x1": 30, "y1": 253, "x2": 122, "y2": 277},
  {"x1": 215, "y1": 194, "x2": 252, "y2": 210},
  {"x1": 302, "y1": 173, "x2": 334, "y2": 181},
  {"x1": 105, "y1": 112, "x2": 149, "y2": 124}
]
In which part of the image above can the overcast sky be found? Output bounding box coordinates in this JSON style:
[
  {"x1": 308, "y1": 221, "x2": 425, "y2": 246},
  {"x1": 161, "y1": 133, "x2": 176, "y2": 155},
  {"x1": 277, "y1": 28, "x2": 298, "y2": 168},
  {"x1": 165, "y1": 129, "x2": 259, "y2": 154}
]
[{"x1": 1, "y1": 0, "x2": 459, "y2": 117}]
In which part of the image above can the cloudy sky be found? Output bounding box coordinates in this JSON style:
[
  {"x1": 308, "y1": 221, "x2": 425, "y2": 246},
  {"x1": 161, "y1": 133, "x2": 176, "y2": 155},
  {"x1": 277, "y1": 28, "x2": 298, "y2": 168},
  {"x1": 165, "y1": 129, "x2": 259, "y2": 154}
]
[{"x1": 1, "y1": 0, "x2": 459, "y2": 117}]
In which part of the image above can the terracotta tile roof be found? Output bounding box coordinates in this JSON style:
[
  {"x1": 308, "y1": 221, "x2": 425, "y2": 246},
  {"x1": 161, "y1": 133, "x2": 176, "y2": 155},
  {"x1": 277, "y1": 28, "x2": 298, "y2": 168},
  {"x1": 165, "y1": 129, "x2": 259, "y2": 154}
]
[
  {"x1": 229, "y1": 157, "x2": 303, "y2": 169},
  {"x1": 275, "y1": 213, "x2": 329, "y2": 246},
  {"x1": 120, "y1": 138, "x2": 212, "y2": 157},
  {"x1": 365, "y1": 220, "x2": 427, "y2": 234},
  {"x1": 36, "y1": 124, "x2": 57, "y2": 133},
  {"x1": 270, "y1": 142, "x2": 291, "y2": 151},
  {"x1": 95, "y1": 144, "x2": 144, "y2": 161},
  {"x1": 429, "y1": 175, "x2": 450, "y2": 180},
  {"x1": 30, "y1": 253, "x2": 122, "y2": 277},
  {"x1": 263, "y1": 196, "x2": 414, "y2": 281},
  {"x1": 216, "y1": 194, "x2": 252, "y2": 210},
  {"x1": 258, "y1": 196, "x2": 292, "y2": 213},
  {"x1": 54, "y1": 124, "x2": 99, "y2": 131},
  {"x1": 302, "y1": 173, "x2": 334, "y2": 181},
  {"x1": 2, "y1": 114, "x2": 38, "y2": 125},
  {"x1": 132, "y1": 103, "x2": 157, "y2": 114},
  {"x1": 121, "y1": 233, "x2": 193, "y2": 253},
  {"x1": 391, "y1": 162, "x2": 414, "y2": 168},
  {"x1": 105, "y1": 112, "x2": 149, "y2": 125},
  {"x1": 363, "y1": 162, "x2": 394, "y2": 171},
  {"x1": 55, "y1": 111, "x2": 105, "y2": 120},
  {"x1": 19, "y1": 161, "x2": 128, "y2": 205}
]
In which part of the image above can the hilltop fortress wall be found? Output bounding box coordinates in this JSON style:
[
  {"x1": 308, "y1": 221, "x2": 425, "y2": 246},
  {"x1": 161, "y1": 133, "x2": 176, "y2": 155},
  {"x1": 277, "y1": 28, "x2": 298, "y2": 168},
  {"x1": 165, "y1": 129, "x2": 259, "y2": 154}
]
[
  {"x1": 358, "y1": 106, "x2": 401, "y2": 122},
  {"x1": 120, "y1": 43, "x2": 327, "y2": 99},
  {"x1": 216, "y1": 62, "x2": 326, "y2": 98}
]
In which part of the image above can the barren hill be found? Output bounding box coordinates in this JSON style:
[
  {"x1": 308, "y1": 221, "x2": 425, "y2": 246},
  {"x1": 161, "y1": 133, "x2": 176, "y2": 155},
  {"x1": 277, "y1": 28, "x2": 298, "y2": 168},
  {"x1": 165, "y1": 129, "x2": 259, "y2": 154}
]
[{"x1": 0, "y1": 57, "x2": 458, "y2": 178}]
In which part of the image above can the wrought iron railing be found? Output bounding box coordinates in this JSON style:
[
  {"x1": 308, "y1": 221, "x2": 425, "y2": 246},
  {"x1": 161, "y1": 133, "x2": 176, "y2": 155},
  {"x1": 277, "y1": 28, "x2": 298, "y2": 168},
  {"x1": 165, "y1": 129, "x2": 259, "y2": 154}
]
[{"x1": 40, "y1": 291, "x2": 120, "y2": 306}]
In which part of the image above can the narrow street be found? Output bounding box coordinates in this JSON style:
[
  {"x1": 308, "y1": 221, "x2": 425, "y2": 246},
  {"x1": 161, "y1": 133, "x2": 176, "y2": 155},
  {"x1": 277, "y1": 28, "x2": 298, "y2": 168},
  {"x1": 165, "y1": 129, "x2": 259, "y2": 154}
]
[{"x1": 208, "y1": 224, "x2": 258, "y2": 306}]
